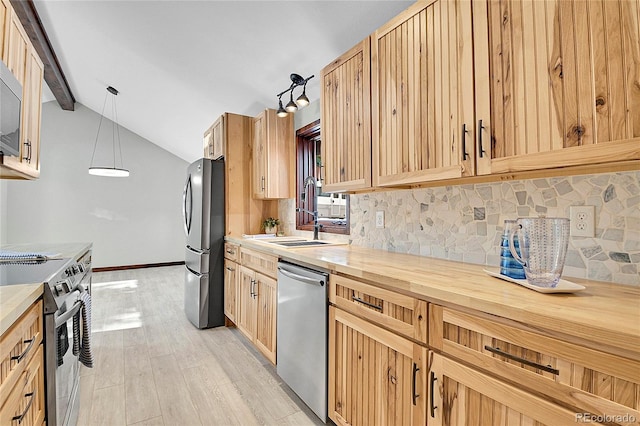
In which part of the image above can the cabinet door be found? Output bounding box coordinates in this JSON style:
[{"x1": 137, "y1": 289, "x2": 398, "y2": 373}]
[
  {"x1": 429, "y1": 304, "x2": 640, "y2": 422},
  {"x1": 212, "y1": 115, "x2": 225, "y2": 159},
  {"x1": 0, "y1": 345, "x2": 45, "y2": 426},
  {"x1": 429, "y1": 352, "x2": 593, "y2": 426},
  {"x1": 236, "y1": 266, "x2": 256, "y2": 341},
  {"x1": 0, "y1": 0, "x2": 10, "y2": 62},
  {"x1": 329, "y1": 306, "x2": 427, "y2": 426},
  {"x1": 6, "y1": 11, "x2": 27, "y2": 84},
  {"x1": 203, "y1": 126, "x2": 213, "y2": 158},
  {"x1": 223, "y1": 259, "x2": 238, "y2": 323},
  {"x1": 473, "y1": 0, "x2": 640, "y2": 176},
  {"x1": 321, "y1": 37, "x2": 372, "y2": 192},
  {"x1": 252, "y1": 112, "x2": 267, "y2": 198},
  {"x1": 23, "y1": 48, "x2": 43, "y2": 174},
  {"x1": 254, "y1": 272, "x2": 276, "y2": 365},
  {"x1": 372, "y1": 0, "x2": 475, "y2": 187},
  {"x1": 252, "y1": 109, "x2": 294, "y2": 199}
]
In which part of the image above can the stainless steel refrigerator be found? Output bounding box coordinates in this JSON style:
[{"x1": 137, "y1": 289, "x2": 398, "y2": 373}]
[{"x1": 182, "y1": 158, "x2": 225, "y2": 329}]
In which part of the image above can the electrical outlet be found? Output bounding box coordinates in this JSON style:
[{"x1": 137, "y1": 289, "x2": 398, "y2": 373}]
[
  {"x1": 570, "y1": 205, "x2": 595, "y2": 237},
  {"x1": 376, "y1": 211, "x2": 385, "y2": 228}
]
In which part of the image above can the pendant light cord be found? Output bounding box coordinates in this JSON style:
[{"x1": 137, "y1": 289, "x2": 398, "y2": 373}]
[
  {"x1": 89, "y1": 87, "x2": 126, "y2": 170},
  {"x1": 89, "y1": 92, "x2": 109, "y2": 167}
]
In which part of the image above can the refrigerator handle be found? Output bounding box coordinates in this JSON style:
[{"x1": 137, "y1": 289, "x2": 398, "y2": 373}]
[{"x1": 183, "y1": 174, "x2": 192, "y2": 237}]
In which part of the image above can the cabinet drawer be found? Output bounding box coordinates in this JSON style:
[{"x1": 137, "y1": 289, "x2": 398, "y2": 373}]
[
  {"x1": 0, "y1": 300, "x2": 43, "y2": 406},
  {"x1": 224, "y1": 242, "x2": 239, "y2": 262},
  {"x1": 329, "y1": 274, "x2": 427, "y2": 343},
  {"x1": 429, "y1": 304, "x2": 640, "y2": 423},
  {"x1": 240, "y1": 247, "x2": 277, "y2": 278},
  {"x1": 0, "y1": 344, "x2": 45, "y2": 426}
]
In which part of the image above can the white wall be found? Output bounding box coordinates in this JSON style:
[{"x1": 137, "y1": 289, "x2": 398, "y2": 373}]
[{"x1": 1, "y1": 101, "x2": 189, "y2": 268}]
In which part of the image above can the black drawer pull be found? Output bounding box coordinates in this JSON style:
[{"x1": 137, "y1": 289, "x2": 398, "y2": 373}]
[
  {"x1": 11, "y1": 338, "x2": 35, "y2": 363},
  {"x1": 484, "y1": 345, "x2": 559, "y2": 375},
  {"x1": 12, "y1": 391, "x2": 35, "y2": 423},
  {"x1": 226, "y1": 249, "x2": 235, "y2": 255},
  {"x1": 225, "y1": 266, "x2": 235, "y2": 272},
  {"x1": 351, "y1": 296, "x2": 382, "y2": 311}
]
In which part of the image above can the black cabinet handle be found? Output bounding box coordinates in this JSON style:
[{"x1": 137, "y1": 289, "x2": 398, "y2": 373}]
[
  {"x1": 261, "y1": 176, "x2": 265, "y2": 192},
  {"x1": 225, "y1": 266, "x2": 235, "y2": 272},
  {"x1": 12, "y1": 391, "x2": 35, "y2": 423},
  {"x1": 484, "y1": 345, "x2": 559, "y2": 375},
  {"x1": 461, "y1": 123, "x2": 469, "y2": 161},
  {"x1": 351, "y1": 296, "x2": 382, "y2": 311},
  {"x1": 226, "y1": 249, "x2": 235, "y2": 255},
  {"x1": 412, "y1": 363, "x2": 420, "y2": 405},
  {"x1": 11, "y1": 338, "x2": 35, "y2": 363},
  {"x1": 23, "y1": 140, "x2": 32, "y2": 163},
  {"x1": 478, "y1": 120, "x2": 487, "y2": 158},
  {"x1": 430, "y1": 371, "x2": 437, "y2": 418}
]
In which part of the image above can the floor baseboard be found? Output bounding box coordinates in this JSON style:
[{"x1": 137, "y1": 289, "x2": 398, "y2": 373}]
[{"x1": 92, "y1": 261, "x2": 184, "y2": 272}]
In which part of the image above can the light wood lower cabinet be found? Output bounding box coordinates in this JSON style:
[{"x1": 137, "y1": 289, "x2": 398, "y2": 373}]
[
  {"x1": 223, "y1": 259, "x2": 238, "y2": 323},
  {"x1": 329, "y1": 274, "x2": 427, "y2": 342},
  {"x1": 0, "y1": 300, "x2": 45, "y2": 425},
  {"x1": 328, "y1": 306, "x2": 427, "y2": 426},
  {"x1": 236, "y1": 264, "x2": 277, "y2": 364},
  {"x1": 429, "y1": 304, "x2": 640, "y2": 425},
  {"x1": 429, "y1": 352, "x2": 584, "y2": 426}
]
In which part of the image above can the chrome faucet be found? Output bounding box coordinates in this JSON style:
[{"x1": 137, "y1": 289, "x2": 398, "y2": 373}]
[{"x1": 296, "y1": 176, "x2": 322, "y2": 240}]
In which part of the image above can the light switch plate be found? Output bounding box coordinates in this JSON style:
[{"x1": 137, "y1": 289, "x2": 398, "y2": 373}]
[
  {"x1": 376, "y1": 211, "x2": 385, "y2": 228},
  {"x1": 570, "y1": 205, "x2": 595, "y2": 237}
]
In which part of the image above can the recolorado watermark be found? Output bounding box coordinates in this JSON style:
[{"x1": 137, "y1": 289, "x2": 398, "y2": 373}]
[{"x1": 576, "y1": 413, "x2": 637, "y2": 423}]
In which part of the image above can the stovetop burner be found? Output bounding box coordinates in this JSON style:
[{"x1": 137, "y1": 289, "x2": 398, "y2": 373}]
[{"x1": 0, "y1": 258, "x2": 71, "y2": 286}]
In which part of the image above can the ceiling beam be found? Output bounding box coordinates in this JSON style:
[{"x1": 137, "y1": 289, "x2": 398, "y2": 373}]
[{"x1": 9, "y1": 0, "x2": 75, "y2": 111}]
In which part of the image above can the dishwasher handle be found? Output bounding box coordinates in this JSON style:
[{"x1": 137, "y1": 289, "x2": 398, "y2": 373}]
[{"x1": 278, "y1": 267, "x2": 325, "y2": 287}]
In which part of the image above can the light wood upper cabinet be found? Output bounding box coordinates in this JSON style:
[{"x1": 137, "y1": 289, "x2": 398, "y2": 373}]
[
  {"x1": 1, "y1": 1, "x2": 44, "y2": 180},
  {"x1": 203, "y1": 115, "x2": 224, "y2": 160},
  {"x1": 252, "y1": 108, "x2": 294, "y2": 199},
  {"x1": 0, "y1": 0, "x2": 10, "y2": 62},
  {"x1": 372, "y1": 0, "x2": 476, "y2": 187},
  {"x1": 472, "y1": 0, "x2": 640, "y2": 175},
  {"x1": 5, "y1": 11, "x2": 27, "y2": 84},
  {"x1": 321, "y1": 37, "x2": 372, "y2": 192}
]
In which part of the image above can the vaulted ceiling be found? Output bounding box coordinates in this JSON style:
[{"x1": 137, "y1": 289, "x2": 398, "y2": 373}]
[{"x1": 33, "y1": 1, "x2": 413, "y2": 162}]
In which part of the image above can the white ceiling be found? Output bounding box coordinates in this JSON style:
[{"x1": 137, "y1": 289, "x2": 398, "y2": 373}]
[{"x1": 33, "y1": 0, "x2": 413, "y2": 163}]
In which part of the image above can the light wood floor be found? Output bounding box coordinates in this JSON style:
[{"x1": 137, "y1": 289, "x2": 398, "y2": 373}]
[{"x1": 78, "y1": 265, "x2": 323, "y2": 426}]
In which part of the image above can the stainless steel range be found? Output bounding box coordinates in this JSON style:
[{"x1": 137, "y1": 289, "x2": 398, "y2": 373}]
[{"x1": 0, "y1": 249, "x2": 92, "y2": 426}]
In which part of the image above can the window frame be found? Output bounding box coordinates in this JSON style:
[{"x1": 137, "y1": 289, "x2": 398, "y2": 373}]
[{"x1": 295, "y1": 120, "x2": 350, "y2": 235}]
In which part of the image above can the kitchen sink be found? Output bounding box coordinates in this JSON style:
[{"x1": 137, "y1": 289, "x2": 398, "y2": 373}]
[{"x1": 271, "y1": 240, "x2": 331, "y2": 247}]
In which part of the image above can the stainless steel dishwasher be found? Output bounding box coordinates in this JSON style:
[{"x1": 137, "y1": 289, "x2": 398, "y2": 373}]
[{"x1": 277, "y1": 261, "x2": 329, "y2": 423}]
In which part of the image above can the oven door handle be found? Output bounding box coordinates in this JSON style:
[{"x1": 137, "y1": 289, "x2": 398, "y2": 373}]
[{"x1": 55, "y1": 297, "x2": 82, "y2": 328}]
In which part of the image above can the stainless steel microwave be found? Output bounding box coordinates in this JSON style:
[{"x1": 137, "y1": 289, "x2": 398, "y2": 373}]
[{"x1": 0, "y1": 60, "x2": 22, "y2": 157}]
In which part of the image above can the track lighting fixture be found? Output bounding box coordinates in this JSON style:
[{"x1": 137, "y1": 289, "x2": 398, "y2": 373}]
[{"x1": 276, "y1": 73, "x2": 314, "y2": 117}]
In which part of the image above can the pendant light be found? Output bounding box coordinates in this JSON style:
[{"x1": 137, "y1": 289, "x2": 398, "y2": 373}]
[{"x1": 88, "y1": 86, "x2": 129, "y2": 177}]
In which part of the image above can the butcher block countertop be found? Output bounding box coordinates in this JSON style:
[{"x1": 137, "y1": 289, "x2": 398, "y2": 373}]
[
  {"x1": 227, "y1": 237, "x2": 640, "y2": 359},
  {"x1": 0, "y1": 242, "x2": 91, "y2": 335}
]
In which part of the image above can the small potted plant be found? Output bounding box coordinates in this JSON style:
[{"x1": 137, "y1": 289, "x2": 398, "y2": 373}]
[{"x1": 262, "y1": 217, "x2": 280, "y2": 234}]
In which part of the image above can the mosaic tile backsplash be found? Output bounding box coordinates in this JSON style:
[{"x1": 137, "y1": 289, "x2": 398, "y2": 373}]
[{"x1": 280, "y1": 171, "x2": 639, "y2": 286}]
